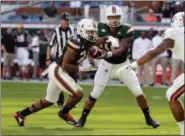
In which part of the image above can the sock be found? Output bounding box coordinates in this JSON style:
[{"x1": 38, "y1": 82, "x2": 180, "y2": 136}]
[
  {"x1": 20, "y1": 107, "x2": 32, "y2": 117},
  {"x1": 177, "y1": 120, "x2": 184, "y2": 134},
  {"x1": 142, "y1": 107, "x2": 150, "y2": 118},
  {"x1": 61, "y1": 105, "x2": 71, "y2": 114},
  {"x1": 81, "y1": 108, "x2": 91, "y2": 118}
]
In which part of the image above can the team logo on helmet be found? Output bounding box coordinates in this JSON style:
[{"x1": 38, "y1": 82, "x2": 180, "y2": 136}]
[{"x1": 112, "y1": 6, "x2": 116, "y2": 14}]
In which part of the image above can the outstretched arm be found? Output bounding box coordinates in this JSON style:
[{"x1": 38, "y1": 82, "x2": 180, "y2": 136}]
[{"x1": 132, "y1": 38, "x2": 174, "y2": 68}]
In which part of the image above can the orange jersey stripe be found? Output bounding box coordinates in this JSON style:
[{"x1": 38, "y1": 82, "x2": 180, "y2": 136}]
[
  {"x1": 171, "y1": 85, "x2": 185, "y2": 102},
  {"x1": 54, "y1": 66, "x2": 76, "y2": 95}
]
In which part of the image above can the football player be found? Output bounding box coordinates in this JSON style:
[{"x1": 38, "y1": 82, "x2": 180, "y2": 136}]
[
  {"x1": 13, "y1": 18, "x2": 119, "y2": 127},
  {"x1": 75, "y1": 5, "x2": 160, "y2": 128},
  {"x1": 118, "y1": 12, "x2": 184, "y2": 135}
]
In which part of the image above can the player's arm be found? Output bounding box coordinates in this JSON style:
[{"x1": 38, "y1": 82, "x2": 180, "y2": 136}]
[
  {"x1": 112, "y1": 36, "x2": 132, "y2": 57},
  {"x1": 110, "y1": 26, "x2": 134, "y2": 57},
  {"x1": 131, "y1": 38, "x2": 174, "y2": 68},
  {"x1": 62, "y1": 46, "x2": 79, "y2": 73}
]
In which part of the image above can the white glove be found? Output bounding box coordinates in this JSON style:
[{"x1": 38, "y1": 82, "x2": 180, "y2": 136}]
[
  {"x1": 79, "y1": 65, "x2": 97, "y2": 72},
  {"x1": 116, "y1": 61, "x2": 139, "y2": 76},
  {"x1": 107, "y1": 36, "x2": 119, "y2": 48},
  {"x1": 116, "y1": 65, "x2": 132, "y2": 76}
]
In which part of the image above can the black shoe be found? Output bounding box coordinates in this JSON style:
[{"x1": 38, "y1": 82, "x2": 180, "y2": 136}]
[
  {"x1": 75, "y1": 117, "x2": 86, "y2": 128},
  {"x1": 58, "y1": 112, "x2": 77, "y2": 125},
  {"x1": 56, "y1": 102, "x2": 64, "y2": 108},
  {"x1": 145, "y1": 116, "x2": 160, "y2": 128},
  {"x1": 13, "y1": 111, "x2": 26, "y2": 127}
]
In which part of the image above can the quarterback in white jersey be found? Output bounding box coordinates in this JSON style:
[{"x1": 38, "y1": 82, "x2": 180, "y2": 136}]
[{"x1": 118, "y1": 12, "x2": 184, "y2": 135}]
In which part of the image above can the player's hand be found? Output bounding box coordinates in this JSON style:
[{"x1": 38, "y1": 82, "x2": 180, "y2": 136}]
[
  {"x1": 96, "y1": 50, "x2": 113, "y2": 59},
  {"x1": 116, "y1": 65, "x2": 133, "y2": 76},
  {"x1": 107, "y1": 36, "x2": 119, "y2": 48},
  {"x1": 79, "y1": 65, "x2": 97, "y2": 72}
]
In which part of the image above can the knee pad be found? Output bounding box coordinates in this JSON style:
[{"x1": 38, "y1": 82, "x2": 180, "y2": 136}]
[
  {"x1": 132, "y1": 88, "x2": 143, "y2": 97},
  {"x1": 75, "y1": 91, "x2": 83, "y2": 100},
  {"x1": 90, "y1": 83, "x2": 105, "y2": 99}
]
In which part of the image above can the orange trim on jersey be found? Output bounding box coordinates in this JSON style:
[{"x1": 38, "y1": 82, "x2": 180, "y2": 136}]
[
  {"x1": 171, "y1": 85, "x2": 185, "y2": 102},
  {"x1": 68, "y1": 40, "x2": 80, "y2": 49},
  {"x1": 54, "y1": 66, "x2": 76, "y2": 95}
]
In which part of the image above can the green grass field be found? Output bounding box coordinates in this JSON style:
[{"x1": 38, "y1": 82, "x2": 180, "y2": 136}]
[{"x1": 1, "y1": 82, "x2": 183, "y2": 135}]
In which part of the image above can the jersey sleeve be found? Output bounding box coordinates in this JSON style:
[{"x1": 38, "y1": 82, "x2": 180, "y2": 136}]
[
  {"x1": 162, "y1": 28, "x2": 175, "y2": 41},
  {"x1": 97, "y1": 23, "x2": 108, "y2": 37},
  {"x1": 120, "y1": 24, "x2": 134, "y2": 39},
  {"x1": 48, "y1": 30, "x2": 56, "y2": 47}
]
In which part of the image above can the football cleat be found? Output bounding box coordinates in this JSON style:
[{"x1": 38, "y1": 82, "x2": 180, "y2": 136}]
[
  {"x1": 58, "y1": 112, "x2": 77, "y2": 125},
  {"x1": 13, "y1": 111, "x2": 26, "y2": 127},
  {"x1": 145, "y1": 117, "x2": 160, "y2": 128},
  {"x1": 75, "y1": 117, "x2": 86, "y2": 128}
]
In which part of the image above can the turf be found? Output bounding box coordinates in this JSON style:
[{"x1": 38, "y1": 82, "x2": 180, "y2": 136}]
[{"x1": 1, "y1": 82, "x2": 183, "y2": 135}]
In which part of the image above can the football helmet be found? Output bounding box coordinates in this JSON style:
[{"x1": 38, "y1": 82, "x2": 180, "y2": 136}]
[
  {"x1": 105, "y1": 5, "x2": 123, "y2": 27},
  {"x1": 77, "y1": 19, "x2": 97, "y2": 42},
  {"x1": 171, "y1": 12, "x2": 184, "y2": 28}
]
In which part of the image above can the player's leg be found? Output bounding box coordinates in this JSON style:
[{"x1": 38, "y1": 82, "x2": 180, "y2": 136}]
[
  {"x1": 118, "y1": 67, "x2": 160, "y2": 128},
  {"x1": 13, "y1": 78, "x2": 56, "y2": 126},
  {"x1": 75, "y1": 61, "x2": 111, "y2": 127},
  {"x1": 53, "y1": 66, "x2": 83, "y2": 125},
  {"x1": 166, "y1": 73, "x2": 184, "y2": 135}
]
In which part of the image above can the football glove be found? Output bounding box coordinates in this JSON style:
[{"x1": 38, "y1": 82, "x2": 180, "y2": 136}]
[{"x1": 107, "y1": 36, "x2": 119, "y2": 48}]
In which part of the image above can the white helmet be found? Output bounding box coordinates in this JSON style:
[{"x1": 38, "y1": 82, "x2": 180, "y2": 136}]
[
  {"x1": 171, "y1": 12, "x2": 184, "y2": 28},
  {"x1": 77, "y1": 18, "x2": 97, "y2": 42},
  {"x1": 106, "y1": 5, "x2": 123, "y2": 27}
]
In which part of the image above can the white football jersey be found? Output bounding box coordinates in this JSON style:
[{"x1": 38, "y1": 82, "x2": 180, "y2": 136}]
[{"x1": 163, "y1": 27, "x2": 184, "y2": 62}]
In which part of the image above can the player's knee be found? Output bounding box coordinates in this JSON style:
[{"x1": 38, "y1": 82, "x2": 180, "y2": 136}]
[
  {"x1": 90, "y1": 84, "x2": 105, "y2": 99},
  {"x1": 131, "y1": 88, "x2": 143, "y2": 97},
  {"x1": 74, "y1": 91, "x2": 83, "y2": 100},
  {"x1": 42, "y1": 98, "x2": 54, "y2": 106}
]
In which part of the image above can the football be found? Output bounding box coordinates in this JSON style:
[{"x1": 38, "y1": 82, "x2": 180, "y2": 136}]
[{"x1": 89, "y1": 46, "x2": 102, "y2": 58}]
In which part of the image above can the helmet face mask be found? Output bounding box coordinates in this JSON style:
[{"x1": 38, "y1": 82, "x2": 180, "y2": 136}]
[
  {"x1": 106, "y1": 5, "x2": 123, "y2": 27},
  {"x1": 86, "y1": 30, "x2": 97, "y2": 42},
  {"x1": 77, "y1": 19, "x2": 97, "y2": 42},
  {"x1": 107, "y1": 15, "x2": 121, "y2": 27},
  {"x1": 171, "y1": 12, "x2": 184, "y2": 28}
]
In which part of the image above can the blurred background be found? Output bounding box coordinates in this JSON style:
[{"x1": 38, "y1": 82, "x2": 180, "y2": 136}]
[{"x1": 1, "y1": 1, "x2": 184, "y2": 86}]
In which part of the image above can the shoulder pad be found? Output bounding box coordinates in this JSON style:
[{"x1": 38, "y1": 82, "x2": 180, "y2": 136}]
[{"x1": 68, "y1": 35, "x2": 81, "y2": 50}]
